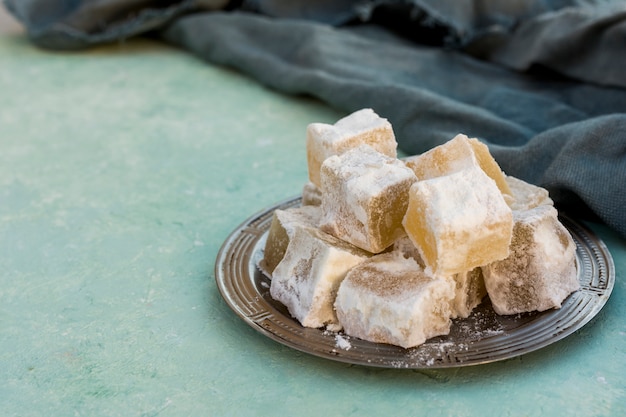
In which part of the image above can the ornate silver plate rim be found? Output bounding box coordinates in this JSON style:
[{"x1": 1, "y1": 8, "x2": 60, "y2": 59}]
[{"x1": 214, "y1": 196, "x2": 615, "y2": 369}]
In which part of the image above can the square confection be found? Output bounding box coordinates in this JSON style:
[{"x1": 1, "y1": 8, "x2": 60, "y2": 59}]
[
  {"x1": 306, "y1": 108, "x2": 397, "y2": 188},
  {"x1": 334, "y1": 252, "x2": 456, "y2": 348},
  {"x1": 270, "y1": 226, "x2": 371, "y2": 330},
  {"x1": 263, "y1": 205, "x2": 321, "y2": 274},
  {"x1": 403, "y1": 134, "x2": 511, "y2": 198},
  {"x1": 392, "y1": 236, "x2": 485, "y2": 319},
  {"x1": 505, "y1": 175, "x2": 553, "y2": 211},
  {"x1": 320, "y1": 145, "x2": 417, "y2": 253},
  {"x1": 482, "y1": 205, "x2": 579, "y2": 315},
  {"x1": 402, "y1": 166, "x2": 513, "y2": 276}
]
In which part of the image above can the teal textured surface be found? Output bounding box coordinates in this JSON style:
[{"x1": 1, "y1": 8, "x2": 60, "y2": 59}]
[{"x1": 0, "y1": 34, "x2": 624, "y2": 417}]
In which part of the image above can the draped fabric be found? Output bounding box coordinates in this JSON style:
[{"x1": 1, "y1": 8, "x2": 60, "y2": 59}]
[{"x1": 5, "y1": 0, "x2": 626, "y2": 237}]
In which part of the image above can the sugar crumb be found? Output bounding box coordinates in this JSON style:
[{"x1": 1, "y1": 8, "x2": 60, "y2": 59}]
[{"x1": 335, "y1": 334, "x2": 352, "y2": 350}]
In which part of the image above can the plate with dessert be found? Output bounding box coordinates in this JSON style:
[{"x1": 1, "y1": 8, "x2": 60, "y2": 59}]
[{"x1": 215, "y1": 109, "x2": 615, "y2": 368}]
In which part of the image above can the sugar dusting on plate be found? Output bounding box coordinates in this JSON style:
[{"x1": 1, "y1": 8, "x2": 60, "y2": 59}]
[{"x1": 334, "y1": 334, "x2": 352, "y2": 350}]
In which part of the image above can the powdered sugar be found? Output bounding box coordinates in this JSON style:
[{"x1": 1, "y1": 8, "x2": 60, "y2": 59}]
[{"x1": 334, "y1": 334, "x2": 352, "y2": 350}]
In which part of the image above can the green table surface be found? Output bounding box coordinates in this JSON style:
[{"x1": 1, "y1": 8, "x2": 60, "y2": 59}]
[{"x1": 1, "y1": 31, "x2": 624, "y2": 417}]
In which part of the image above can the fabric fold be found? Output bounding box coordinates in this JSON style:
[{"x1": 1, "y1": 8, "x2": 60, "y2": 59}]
[
  {"x1": 4, "y1": 0, "x2": 626, "y2": 238},
  {"x1": 4, "y1": 0, "x2": 230, "y2": 49}
]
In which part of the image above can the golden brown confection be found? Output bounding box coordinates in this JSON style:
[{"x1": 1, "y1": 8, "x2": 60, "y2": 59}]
[
  {"x1": 505, "y1": 175, "x2": 553, "y2": 211},
  {"x1": 402, "y1": 166, "x2": 513, "y2": 276},
  {"x1": 306, "y1": 108, "x2": 397, "y2": 188},
  {"x1": 319, "y1": 145, "x2": 417, "y2": 253},
  {"x1": 404, "y1": 134, "x2": 512, "y2": 198},
  {"x1": 334, "y1": 252, "x2": 456, "y2": 348},
  {"x1": 270, "y1": 227, "x2": 371, "y2": 330},
  {"x1": 482, "y1": 205, "x2": 579, "y2": 315},
  {"x1": 262, "y1": 206, "x2": 321, "y2": 274}
]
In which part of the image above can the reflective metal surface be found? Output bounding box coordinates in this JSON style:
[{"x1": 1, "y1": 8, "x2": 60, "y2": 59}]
[{"x1": 215, "y1": 196, "x2": 615, "y2": 369}]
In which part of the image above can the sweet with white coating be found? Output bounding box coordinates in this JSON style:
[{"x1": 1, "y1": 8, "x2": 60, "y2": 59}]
[
  {"x1": 504, "y1": 175, "x2": 553, "y2": 211},
  {"x1": 402, "y1": 166, "x2": 513, "y2": 276},
  {"x1": 392, "y1": 235, "x2": 486, "y2": 319},
  {"x1": 334, "y1": 252, "x2": 456, "y2": 349},
  {"x1": 269, "y1": 226, "x2": 371, "y2": 330},
  {"x1": 482, "y1": 205, "x2": 579, "y2": 315},
  {"x1": 319, "y1": 145, "x2": 417, "y2": 253},
  {"x1": 262, "y1": 205, "x2": 321, "y2": 274},
  {"x1": 403, "y1": 133, "x2": 512, "y2": 197},
  {"x1": 306, "y1": 108, "x2": 397, "y2": 188}
]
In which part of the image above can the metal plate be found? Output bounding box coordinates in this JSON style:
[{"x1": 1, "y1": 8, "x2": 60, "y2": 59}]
[{"x1": 215, "y1": 196, "x2": 615, "y2": 369}]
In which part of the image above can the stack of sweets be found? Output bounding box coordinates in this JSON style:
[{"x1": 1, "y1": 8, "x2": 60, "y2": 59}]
[{"x1": 264, "y1": 108, "x2": 579, "y2": 349}]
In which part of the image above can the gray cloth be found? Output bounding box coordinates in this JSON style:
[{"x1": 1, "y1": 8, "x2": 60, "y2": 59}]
[{"x1": 5, "y1": 0, "x2": 626, "y2": 238}]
